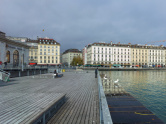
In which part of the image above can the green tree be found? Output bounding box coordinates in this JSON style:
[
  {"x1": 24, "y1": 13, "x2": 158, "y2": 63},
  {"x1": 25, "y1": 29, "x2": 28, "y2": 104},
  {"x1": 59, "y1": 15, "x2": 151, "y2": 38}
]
[{"x1": 70, "y1": 56, "x2": 83, "y2": 66}]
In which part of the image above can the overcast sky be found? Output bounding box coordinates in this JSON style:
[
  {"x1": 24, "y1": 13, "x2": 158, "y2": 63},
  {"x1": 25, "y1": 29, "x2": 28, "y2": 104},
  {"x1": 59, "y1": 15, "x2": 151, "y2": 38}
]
[{"x1": 1, "y1": 0, "x2": 166, "y2": 52}]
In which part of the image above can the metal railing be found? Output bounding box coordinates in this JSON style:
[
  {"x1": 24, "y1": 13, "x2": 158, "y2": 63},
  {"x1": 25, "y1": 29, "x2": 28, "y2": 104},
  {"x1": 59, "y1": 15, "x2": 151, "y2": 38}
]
[
  {"x1": 2, "y1": 65, "x2": 48, "y2": 70},
  {"x1": 98, "y1": 71, "x2": 113, "y2": 124},
  {"x1": 0, "y1": 69, "x2": 10, "y2": 82}
]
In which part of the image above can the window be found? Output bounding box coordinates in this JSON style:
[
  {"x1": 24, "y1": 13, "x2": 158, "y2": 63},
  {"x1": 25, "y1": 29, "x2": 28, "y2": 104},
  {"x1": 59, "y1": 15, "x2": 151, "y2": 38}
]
[
  {"x1": 40, "y1": 56, "x2": 42, "y2": 59},
  {"x1": 6, "y1": 51, "x2": 10, "y2": 63},
  {"x1": 40, "y1": 52, "x2": 42, "y2": 55},
  {"x1": 44, "y1": 46, "x2": 46, "y2": 48}
]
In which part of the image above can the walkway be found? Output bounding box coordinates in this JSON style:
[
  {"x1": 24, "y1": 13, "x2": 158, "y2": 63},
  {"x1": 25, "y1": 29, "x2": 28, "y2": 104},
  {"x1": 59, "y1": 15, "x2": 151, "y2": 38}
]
[{"x1": 0, "y1": 71, "x2": 100, "y2": 124}]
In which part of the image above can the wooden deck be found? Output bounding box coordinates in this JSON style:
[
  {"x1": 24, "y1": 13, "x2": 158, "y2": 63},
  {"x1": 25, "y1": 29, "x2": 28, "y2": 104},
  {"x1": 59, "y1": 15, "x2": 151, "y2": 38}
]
[{"x1": 0, "y1": 71, "x2": 100, "y2": 124}]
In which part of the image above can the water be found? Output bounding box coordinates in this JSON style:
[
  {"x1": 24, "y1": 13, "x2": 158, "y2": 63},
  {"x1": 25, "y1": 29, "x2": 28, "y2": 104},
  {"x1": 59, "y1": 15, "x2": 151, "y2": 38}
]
[{"x1": 101, "y1": 70, "x2": 166, "y2": 123}]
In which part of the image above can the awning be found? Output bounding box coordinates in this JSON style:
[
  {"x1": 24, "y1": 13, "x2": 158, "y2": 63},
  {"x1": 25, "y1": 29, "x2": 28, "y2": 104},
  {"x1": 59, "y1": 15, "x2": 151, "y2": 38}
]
[
  {"x1": 113, "y1": 64, "x2": 121, "y2": 67},
  {"x1": 29, "y1": 63, "x2": 37, "y2": 65}
]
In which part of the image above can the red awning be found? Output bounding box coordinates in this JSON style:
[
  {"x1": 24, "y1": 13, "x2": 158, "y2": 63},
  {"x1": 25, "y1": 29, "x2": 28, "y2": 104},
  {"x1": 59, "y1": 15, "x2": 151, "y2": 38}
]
[{"x1": 29, "y1": 63, "x2": 37, "y2": 65}]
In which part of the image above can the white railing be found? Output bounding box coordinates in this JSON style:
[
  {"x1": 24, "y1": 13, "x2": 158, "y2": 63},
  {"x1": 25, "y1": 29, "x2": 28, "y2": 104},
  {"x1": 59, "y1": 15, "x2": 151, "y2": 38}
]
[{"x1": 0, "y1": 69, "x2": 10, "y2": 82}]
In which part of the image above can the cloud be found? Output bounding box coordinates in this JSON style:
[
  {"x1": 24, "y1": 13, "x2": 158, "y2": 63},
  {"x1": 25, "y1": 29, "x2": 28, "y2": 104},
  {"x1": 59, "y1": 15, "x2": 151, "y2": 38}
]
[{"x1": 1, "y1": 0, "x2": 166, "y2": 52}]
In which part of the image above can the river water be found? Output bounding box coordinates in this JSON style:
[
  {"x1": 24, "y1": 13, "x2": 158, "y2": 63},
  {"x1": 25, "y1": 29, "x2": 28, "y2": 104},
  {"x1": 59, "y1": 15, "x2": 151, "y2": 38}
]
[{"x1": 101, "y1": 70, "x2": 166, "y2": 123}]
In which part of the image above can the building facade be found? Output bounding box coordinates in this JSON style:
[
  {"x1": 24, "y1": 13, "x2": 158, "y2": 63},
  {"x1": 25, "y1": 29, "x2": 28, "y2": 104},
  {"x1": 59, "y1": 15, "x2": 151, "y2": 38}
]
[
  {"x1": 37, "y1": 38, "x2": 60, "y2": 65},
  {"x1": 62, "y1": 49, "x2": 82, "y2": 66},
  {"x1": 87, "y1": 42, "x2": 131, "y2": 66},
  {"x1": 0, "y1": 31, "x2": 29, "y2": 67},
  {"x1": 86, "y1": 42, "x2": 166, "y2": 67},
  {"x1": 26, "y1": 38, "x2": 61, "y2": 66}
]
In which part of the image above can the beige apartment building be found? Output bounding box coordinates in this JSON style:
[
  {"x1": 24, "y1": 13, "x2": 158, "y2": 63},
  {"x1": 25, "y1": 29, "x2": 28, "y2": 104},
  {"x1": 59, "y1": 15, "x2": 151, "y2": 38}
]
[
  {"x1": 131, "y1": 44, "x2": 165, "y2": 67},
  {"x1": 38, "y1": 38, "x2": 60, "y2": 65},
  {"x1": 62, "y1": 49, "x2": 82, "y2": 66},
  {"x1": 131, "y1": 44, "x2": 149, "y2": 66},
  {"x1": 28, "y1": 38, "x2": 60, "y2": 65}
]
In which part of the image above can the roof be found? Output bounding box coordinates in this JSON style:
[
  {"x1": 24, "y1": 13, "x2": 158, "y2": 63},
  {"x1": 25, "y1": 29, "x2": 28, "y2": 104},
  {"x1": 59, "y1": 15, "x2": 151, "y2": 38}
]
[
  {"x1": 63, "y1": 49, "x2": 82, "y2": 54},
  {"x1": 87, "y1": 42, "x2": 166, "y2": 49},
  {"x1": 37, "y1": 38, "x2": 60, "y2": 45},
  {"x1": 0, "y1": 37, "x2": 30, "y2": 48}
]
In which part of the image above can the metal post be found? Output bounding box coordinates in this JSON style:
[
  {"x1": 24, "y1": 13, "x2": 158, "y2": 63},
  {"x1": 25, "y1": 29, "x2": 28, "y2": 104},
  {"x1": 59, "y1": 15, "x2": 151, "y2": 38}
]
[
  {"x1": 22, "y1": 47, "x2": 24, "y2": 71},
  {"x1": 42, "y1": 113, "x2": 45, "y2": 124},
  {"x1": 19, "y1": 71, "x2": 21, "y2": 77}
]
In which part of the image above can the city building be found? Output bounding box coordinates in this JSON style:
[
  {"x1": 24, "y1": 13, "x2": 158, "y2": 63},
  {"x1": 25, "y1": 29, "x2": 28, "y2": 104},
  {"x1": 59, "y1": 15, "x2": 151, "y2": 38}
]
[
  {"x1": 27, "y1": 38, "x2": 61, "y2": 66},
  {"x1": 86, "y1": 42, "x2": 131, "y2": 67},
  {"x1": 26, "y1": 40, "x2": 38, "y2": 65},
  {"x1": 111, "y1": 42, "x2": 131, "y2": 67},
  {"x1": 86, "y1": 41, "x2": 166, "y2": 67},
  {"x1": 147, "y1": 45, "x2": 165, "y2": 67},
  {"x1": 0, "y1": 31, "x2": 30, "y2": 67},
  {"x1": 62, "y1": 49, "x2": 82, "y2": 66},
  {"x1": 131, "y1": 44, "x2": 149, "y2": 67}
]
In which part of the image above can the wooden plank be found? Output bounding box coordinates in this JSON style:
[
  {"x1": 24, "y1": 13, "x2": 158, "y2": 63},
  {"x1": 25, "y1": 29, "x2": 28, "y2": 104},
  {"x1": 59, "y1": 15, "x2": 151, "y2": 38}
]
[
  {"x1": 0, "y1": 93, "x2": 64, "y2": 123},
  {"x1": 48, "y1": 72, "x2": 100, "y2": 124},
  {"x1": 0, "y1": 72, "x2": 100, "y2": 124}
]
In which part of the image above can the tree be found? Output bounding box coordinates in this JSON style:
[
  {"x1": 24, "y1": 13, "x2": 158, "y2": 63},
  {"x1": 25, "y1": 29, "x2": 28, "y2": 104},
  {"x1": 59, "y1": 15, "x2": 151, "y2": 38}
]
[{"x1": 70, "y1": 56, "x2": 83, "y2": 66}]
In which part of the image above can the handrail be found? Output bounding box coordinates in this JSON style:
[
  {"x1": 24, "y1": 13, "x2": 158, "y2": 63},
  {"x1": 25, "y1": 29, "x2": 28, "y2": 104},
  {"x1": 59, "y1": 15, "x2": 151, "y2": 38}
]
[
  {"x1": 98, "y1": 70, "x2": 113, "y2": 124},
  {"x1": 0, "y1": 69, "x2": 10, "y2": 82}
]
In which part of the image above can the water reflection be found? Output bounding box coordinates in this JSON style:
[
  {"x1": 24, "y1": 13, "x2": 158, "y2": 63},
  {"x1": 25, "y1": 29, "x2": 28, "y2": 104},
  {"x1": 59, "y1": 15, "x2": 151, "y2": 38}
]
[{"x1": 100, "y1": 70, "x2": 166, "y2": 123}]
